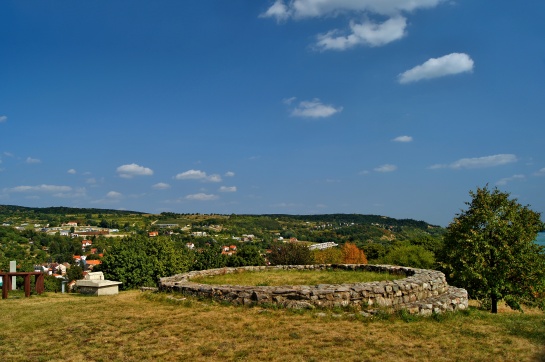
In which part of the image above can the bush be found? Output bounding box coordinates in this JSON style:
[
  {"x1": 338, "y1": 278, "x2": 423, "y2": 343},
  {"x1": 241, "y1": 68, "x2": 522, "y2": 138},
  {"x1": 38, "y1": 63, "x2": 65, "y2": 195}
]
[
  {"x1": 268, "y1": 242, "x2": 314, "y2": 265},
  {"x1": 98, "y1": 235, "x2": 193, "y2": 289},
  {"x1": 379, "y1": 243, "x2": 435, "y2": 269}
]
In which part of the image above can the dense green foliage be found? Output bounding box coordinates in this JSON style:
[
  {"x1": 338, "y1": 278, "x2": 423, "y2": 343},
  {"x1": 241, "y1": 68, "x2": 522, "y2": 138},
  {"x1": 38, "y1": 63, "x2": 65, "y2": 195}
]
[
  {"x1": 268, "y1": 242, "x2": 315, "y2": 265},
  {"x1": 1, "y1": 204, "x2": 465, "y2": 290},
  {"x1": 378, "y1": 243, "x2": 435, "y2": 269},
  {"x1": 441, "y1": 186, "x2": 545, "y2": 313},
  {"x1": 97, "y1": 235, "x2": 193, "y2": 289}
]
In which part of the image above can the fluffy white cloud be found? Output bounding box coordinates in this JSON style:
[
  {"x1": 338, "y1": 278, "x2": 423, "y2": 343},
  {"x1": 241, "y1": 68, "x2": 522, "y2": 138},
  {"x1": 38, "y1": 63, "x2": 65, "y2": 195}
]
[
  {"x1": 374, "y1": 164, "x2": 397, "y2": 172},
  {"x1": 106, "y1": 191, "x2": 122, "y2": 198},
  {"x1": 26, "y1": 157, "x2": 41, "y2": 164},
  {"x1": 261, "y1": 0, "x2": 443, "y2": 20},
  {"x1": 399, "y1": 53, "x2": 474, "y2": 84},
  {"x1": 67, "y1": 169, "x2": 77, "y2": 174},
  {"x1": 496, "y1": 174, "x2": 525, "y2": 186},
  {"x1": 175, "y1": 169, "x2": 222, "y2": 182},
  {"x1": 392, "y1": 135, "x2": 413, "y2": 142},
  {"x1": 291, "y1": 99, "x2": 343, "y2": 118},
  {"x1": 430, "y1": 154, "x2": 518, "y2": 170},
  {"x1": 225, "y1": 171, "x2": 235, "y2": 177},
  {"x1": 185, "y1": 193, "x2": 218, "y2": 201},
  {"x1": 219, "y1": 186, "x2": 237, "y2": 193},
  {"x1": 53, "y1": 187, "x2": 87, "y2": 199},
  {"x1": 260, "y1": 0, "x2": 290, "y2": 21},
  {"x1": 262, "y1": 0, "x2": 442, "y2": 50},
  {"x1": 534, "y1": 168, "x2": 545, "y2": 176},
  {"x1": 116, "y1": 163, "x2": 154, "y2": 178},
  {"x1": 316, "y1": 16, "x2": 406, "y2": 50},
  {"x1": 152, "y1": 182, "x2": 171, "y2": 190},
  {"x1": 0, "y1": 115, "x2": 7, "y2": 123},
  {"x1": 4, "y1": 184, "x2": 72, "y2": 193},
  {"x1": 175, "y1": 169, "x2": 207, "y2": 180}
]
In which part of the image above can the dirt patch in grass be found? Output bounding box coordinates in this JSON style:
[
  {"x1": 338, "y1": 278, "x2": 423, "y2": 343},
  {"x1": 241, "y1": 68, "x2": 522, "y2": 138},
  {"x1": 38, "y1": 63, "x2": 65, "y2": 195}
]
[{"x1": 191, "y1": 269, "x2": 400, "y2": 286}]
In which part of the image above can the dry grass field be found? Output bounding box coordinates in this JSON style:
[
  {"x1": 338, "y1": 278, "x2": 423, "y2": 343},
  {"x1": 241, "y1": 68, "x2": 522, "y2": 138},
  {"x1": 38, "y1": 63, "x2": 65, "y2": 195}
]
[
  {"x1": 1, "y1": 290, "x2": 544, "y2": 362},
  {"x1": 192, "y1": 269, "x2": 400, "y2": 286}
]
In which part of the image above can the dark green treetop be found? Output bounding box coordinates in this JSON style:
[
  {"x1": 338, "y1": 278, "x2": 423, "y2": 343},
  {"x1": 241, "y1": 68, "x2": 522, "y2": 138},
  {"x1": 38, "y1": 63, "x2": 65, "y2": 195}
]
[{"x1": 441, "y1": 186, "x2": 545, "y2": 313}]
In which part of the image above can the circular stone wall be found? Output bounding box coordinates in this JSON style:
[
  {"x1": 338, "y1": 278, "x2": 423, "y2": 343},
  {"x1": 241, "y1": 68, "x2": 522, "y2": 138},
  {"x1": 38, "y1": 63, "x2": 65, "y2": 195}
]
[{"x1": 159, "y1": 264, "x2": 468, "y2": 315}]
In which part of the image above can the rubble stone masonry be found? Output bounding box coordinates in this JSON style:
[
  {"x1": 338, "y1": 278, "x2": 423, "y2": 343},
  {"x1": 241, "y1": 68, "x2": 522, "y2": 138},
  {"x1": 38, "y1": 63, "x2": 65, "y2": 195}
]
[{"x1": 159, "y1": 264, "x2": 468, "y2": 316}]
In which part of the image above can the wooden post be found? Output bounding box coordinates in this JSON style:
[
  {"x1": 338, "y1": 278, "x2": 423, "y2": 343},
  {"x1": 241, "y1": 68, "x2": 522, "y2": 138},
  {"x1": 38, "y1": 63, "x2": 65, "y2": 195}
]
[
  {"x1": 1, "y1": 272, "x2": 45, "y2": 299},
  {"x1": 2, "y1": 274, "x2": 11, "y2": 299},
  {"x1": 35, "y1": 274, "x2": 45, "y2": 294},
  {"x1": 24, "y1": 274, "x2": 31, "y2": 297}
]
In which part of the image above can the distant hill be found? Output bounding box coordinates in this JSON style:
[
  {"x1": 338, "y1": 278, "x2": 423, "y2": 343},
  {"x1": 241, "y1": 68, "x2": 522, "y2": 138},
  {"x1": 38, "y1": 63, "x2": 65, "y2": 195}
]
[
  {"x1": 0, "y1": 204, "x2": 145, "y2": 216},
  {"x1": 260, "y1": 214, "x2": 439, "y2": 230}
]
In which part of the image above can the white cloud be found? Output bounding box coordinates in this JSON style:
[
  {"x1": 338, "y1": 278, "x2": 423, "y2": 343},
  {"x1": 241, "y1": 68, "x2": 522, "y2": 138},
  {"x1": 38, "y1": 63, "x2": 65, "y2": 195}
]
[
  {"x1": 26, "y1": 157, "x2": 41, "y2": 164},
  {"x1": 225, "y1": 171, "x2": 235, "y2": 177},
  {"x1": 152, "y1": 182, "x2": 171, "y2": 190},
  {"x1": 260, "y1": 0, "x2": 290, "y2": 21},
  {"x1": 283, "y1": 97, "x2": 297, "y2": 105},
  {"x1": 261, "y1": 0, "x2": 443, "y2": 50},
  {"x1": 175, "y1": 169, "x2": 207, "y2": 180},
  {"x1": 399, "y1": 53, "x2": 474, "y2": 84},
  {"x1": 4, "y1": 184, "x2": 72, "y2": 193},
  {"x1": 219, "y1": 186, "x2": 237, "y2": 193},
  {"x1": 185, "y1": 193, "x2": 218, "y2": 201},
  {"x1": 316, "y1": 16, "x2": 407, "y2": 50},
  {"x1": 430, "y1": 154, "x2": 518, "y2": 170},
  {"x1": 291, "y1": 98, "x2": 343, "y2": 118},
  {"x1": 116, "y1": 163, "x2": 153, "y2": 178},
  {"x1": 207, "y1": 174, "x2": 222, "y2": 183},
  {"x1": 496, "y1": 174, "x2": 525, "y2": 186},
  {"x1": 53, "y1": 187, "x2": 87, "y2": 199},
  {"x1": 374, "y1": 164, "x2": 397, "y2": 172},
  {"x1": 175, "y1": 169, "x2": 222, "y2": 182},
  {"x1": 392, "y1": 135, "x2": 413, "y2": 142},
  {"x1": 0, "y1": 115, "x2": 7, "y2": 123},
  {"x1": 106, "y1": 191, "x2": 122, "y2": 199},
  {"x1": 533, "y1": 168, "x2": 545, "y2": 176},
  {"x1": 261, "y1": 0, "x2": 443, "y2": 20},
  {"x1": 67, "y1": 169, "x2": 77, "y2": 174}
]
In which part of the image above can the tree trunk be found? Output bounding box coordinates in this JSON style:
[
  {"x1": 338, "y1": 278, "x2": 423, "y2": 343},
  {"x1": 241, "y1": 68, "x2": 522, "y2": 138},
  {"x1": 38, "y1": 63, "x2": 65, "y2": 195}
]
[{"x1": 491, "y1": 294, "x2": 498, "y2": 313}]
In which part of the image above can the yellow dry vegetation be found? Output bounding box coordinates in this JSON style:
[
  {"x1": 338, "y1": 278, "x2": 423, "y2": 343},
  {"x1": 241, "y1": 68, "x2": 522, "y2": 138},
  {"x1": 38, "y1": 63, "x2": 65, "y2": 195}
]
[{"x1": 0, "y1": 291, "x2": 543, "y2": 362}]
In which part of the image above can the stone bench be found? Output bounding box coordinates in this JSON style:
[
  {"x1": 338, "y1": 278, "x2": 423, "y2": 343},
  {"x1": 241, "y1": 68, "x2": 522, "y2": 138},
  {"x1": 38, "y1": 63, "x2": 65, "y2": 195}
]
[{"x1": 76, "y1": 272, "x2": 122, "y2": 296}]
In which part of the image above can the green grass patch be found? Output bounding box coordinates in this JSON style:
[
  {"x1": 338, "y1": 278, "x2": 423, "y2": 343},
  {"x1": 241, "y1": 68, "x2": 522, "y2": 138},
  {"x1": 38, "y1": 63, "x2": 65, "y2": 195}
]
[{"x1": 191, "y1": 268, "x2": 400, "y2": 286}]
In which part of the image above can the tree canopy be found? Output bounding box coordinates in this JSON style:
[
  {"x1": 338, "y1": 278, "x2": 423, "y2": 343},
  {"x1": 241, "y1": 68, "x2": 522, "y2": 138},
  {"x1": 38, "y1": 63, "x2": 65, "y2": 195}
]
[{"x1": 441, "y1": 186, "x2": 545, "y2": 313}]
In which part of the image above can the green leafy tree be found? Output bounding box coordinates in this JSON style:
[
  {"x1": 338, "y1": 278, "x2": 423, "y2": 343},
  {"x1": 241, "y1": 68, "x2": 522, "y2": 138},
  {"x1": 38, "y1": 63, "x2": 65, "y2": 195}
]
[
  {"x1": 43, "y1": 275, "x2": 62, "y2": 292},
  {"x1": 268, "y1": 242, "x2": 314, "y2": 265},
  {"x1": 313, "y1": 247, "x2": 343, "y2": 264},
  {"x1": 379, "y1": 243, "x2": 435, "y2": 269},
  {"x1": 98, "y1": 235, "x2": 193, "y2": 289},
  {"x1": 67, "y1": 264, "x2": 84, "y2": 282},
  {"x1": 226, "y1": 245, "x2": 265, "y2": 267},
  {"x1": 441, "y1": 186, "x2": 545, "y2": 313},
  {"x1": 193, "y1": 246, "x2": 227, "y2": 271}
]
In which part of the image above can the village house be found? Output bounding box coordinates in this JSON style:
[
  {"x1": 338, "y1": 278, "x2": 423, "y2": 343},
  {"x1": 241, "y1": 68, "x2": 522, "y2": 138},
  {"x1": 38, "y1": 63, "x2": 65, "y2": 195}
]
[{"x1": 81, "y1": 240, "x2": 92, "y2": 250}]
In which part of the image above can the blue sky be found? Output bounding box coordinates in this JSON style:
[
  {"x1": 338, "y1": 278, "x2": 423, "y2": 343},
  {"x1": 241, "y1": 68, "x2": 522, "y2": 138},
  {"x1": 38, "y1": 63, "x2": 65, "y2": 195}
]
[{"x1": 1, "y1": 0, "x2": 544, "y2": 226}]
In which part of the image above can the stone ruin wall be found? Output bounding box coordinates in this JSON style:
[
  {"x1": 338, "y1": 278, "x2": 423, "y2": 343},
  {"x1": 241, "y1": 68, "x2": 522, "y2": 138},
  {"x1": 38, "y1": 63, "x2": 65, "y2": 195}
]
[{"x1": 159, "y1": 264, "x2": 468, "y2": 316}]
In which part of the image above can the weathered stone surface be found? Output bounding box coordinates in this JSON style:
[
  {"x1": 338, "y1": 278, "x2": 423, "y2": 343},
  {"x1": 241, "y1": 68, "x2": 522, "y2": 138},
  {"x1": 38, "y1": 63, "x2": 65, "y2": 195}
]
[{"x1": 158, "y1": 264, "x2": 468, "y2": 316}]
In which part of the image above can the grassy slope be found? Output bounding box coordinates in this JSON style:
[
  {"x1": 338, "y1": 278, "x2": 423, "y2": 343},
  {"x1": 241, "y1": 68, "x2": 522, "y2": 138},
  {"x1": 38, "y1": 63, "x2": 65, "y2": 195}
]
[{"x1": 1, "y1": 291, "x2": 544, "y2": 362}]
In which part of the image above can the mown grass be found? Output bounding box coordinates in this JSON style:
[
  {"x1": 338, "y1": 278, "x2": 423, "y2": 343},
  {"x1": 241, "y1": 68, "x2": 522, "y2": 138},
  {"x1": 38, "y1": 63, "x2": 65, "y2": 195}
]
[
  {"x1": 1, "y1": 291, "x2": 544, "y2": 362},
  {"x1": 192, "y1": 269, "x2": 399, "y2": 286}
]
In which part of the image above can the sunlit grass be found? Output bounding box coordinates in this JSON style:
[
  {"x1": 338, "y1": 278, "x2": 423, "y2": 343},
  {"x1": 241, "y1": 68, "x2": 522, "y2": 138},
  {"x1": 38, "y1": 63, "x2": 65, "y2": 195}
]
[
  {"x1": 192, "y1": 269, "x2": 400, "y2": 286},
  {"x1": 0, "y1": 291, "x2": 543, "y2": 361}
]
